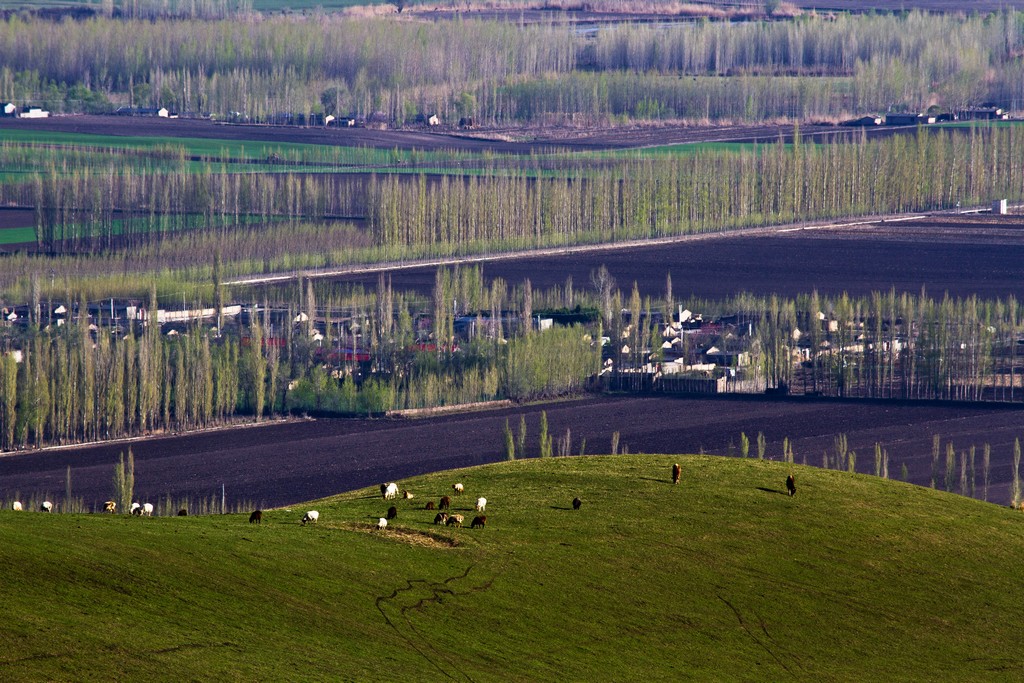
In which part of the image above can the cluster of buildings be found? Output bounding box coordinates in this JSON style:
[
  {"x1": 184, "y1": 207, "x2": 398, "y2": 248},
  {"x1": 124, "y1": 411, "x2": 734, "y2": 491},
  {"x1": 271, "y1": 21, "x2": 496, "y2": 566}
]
[
  {"x1": 843, "y1": 106, "x2": 1010, "y2": 127},
  {"x1": 1, "y1": 103, "x2": 49, "y2": 118}
]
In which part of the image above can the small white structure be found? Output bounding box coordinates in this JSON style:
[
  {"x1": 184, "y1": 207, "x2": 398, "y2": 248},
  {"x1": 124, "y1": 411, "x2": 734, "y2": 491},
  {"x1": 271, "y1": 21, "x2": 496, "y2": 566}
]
[
  {"x1": 2, "y1": 103, "x2": 15, "y2": 116},
  {"x1": 20, "y1": 107, "x2": 49, "y2": 119},
  {"x1": 993, "y1": 199, "x2": 1008, "y2": 215},
  {"x1": 427, "y1": 114, "x2": 440, "y2": 126}
]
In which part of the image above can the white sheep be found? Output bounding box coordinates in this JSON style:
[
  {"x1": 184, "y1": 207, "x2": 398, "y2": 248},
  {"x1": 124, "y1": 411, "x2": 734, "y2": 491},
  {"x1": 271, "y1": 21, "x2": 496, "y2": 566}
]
[
  {"x1": 475, "y1": 497, "x2": 487, "y2": 512},
  {"x1": 402, "y1": 489, "x2": 415, "y2": 499},
  {"x1": 382, "y1": 482, "x2": 399, "y2": 500},
  {"x1": 301, "y1": 510, "x2": 319, "y2": 525},
  {"x1": 12, "y1": 501, "x2": 22, "y2": 511},
  {"x1": 452, "y1": 483, "x2": 464, "y2": 495},
  {"x1": 40, "y1": 501, "x2": 53, "y2": 513},
  {"x1": 130, "y1": 502, "x2": 142, "y2": 516},
  {"x1": 446, "y1": 514, "x2": 464, "y2": 527},
  {"x1": 377, "y1": 517, "x2": 388, "y2": 530},
  {"x1": 142, "y1": 503, "x2": 154, "y2": 517}
]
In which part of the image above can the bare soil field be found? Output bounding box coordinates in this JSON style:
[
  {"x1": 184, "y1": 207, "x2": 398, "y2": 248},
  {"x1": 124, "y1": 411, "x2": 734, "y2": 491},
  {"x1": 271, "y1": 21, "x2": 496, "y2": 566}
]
[
  {"x1": 326, "y1": 214, "x2": 1024, "y2": 301},
  {"x1": 1, "y1": 395, "x2": 1020, "y2": 510},
  {"x1": 0, "y1": 115, "x2": 931, "y2": 154},
  {"x1": 0, "y1": 208, "x2": 33, "y2": 229}
]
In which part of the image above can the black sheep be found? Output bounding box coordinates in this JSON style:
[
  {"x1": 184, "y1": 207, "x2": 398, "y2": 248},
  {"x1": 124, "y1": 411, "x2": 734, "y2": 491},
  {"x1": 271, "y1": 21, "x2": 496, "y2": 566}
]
[{"x1": 786, "y1": 474, "x2": 796, "y2": 496}]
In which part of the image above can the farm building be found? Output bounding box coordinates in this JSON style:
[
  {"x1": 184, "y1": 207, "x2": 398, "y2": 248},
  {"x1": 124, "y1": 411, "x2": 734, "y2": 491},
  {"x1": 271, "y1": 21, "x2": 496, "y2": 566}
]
[
  {"x1": 2, "y1": 103, "x2": 15, "y2": 117},
  {"x1": 115, "y1": 106, "x2": 173, "y2": 117},
  {"x1": 414, "y1": 113, "x2": 441, "y2": 126},
  {"x1": 18, "y1": 106, "x2": 49, "y2": 118},
  {"x1": 841, "y1": 115, "x2": 882, "y2": 126},
  {"x1": 957, "y1": 107, "x2": 1009, "y2": 121},
  {"x1": 885, "y1": 113, "x2": 936, "y2": 126}
]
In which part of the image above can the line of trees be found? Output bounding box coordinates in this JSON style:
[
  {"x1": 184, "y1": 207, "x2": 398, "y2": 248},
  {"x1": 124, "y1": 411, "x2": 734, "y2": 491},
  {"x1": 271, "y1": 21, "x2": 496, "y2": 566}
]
[
  {"x1": 0, "y1": 11, "x2": 1022, "y2": 122},
  {"x1": 754, "y1": 289, "x2": 1024, "y2": 402},
  {"x1": 4, "y1": 122, "x2": 1023, "y2": 302},
  {"x1": 9, "y1": 259, "x2": 1024, "y2": 453},
  {"x1": 0, "y1": 266, "x2": 599, "y2": 451}
]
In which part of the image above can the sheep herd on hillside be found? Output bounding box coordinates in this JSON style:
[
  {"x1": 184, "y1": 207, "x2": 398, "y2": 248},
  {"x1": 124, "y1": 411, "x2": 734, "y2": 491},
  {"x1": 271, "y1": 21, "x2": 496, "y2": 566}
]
[
  {"x1": 285, "y1": 480, "x2": 496, "y2": 534},
  {"x1": 4, "y1": 463, "x2": 811, "y2": 525}
]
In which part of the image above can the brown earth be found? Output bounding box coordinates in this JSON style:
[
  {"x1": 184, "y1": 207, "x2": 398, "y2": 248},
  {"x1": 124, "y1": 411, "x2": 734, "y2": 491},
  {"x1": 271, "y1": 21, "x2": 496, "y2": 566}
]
[
  {"x1": 322, "y1": 214, "x2": 1024, "y2": 301},
  {"x1": 0, "y1": 114, "x2": 933, "y2": 155},
  {"x1": 0, "y1": 395, "x2": 1020, "y2": 511},
  {"x1": 0, "y1": 208, "x2": 34, "y2": 229}
]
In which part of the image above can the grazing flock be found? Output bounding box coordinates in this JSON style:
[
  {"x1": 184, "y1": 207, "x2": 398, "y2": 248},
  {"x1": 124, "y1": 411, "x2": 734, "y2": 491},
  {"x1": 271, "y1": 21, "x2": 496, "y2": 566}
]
[
  {"x1": 276, "y1": 479, "x2": 498, "y2": 535},
  {"x1": 3, "y1": 461, "x2": 808, "y2": 530}
]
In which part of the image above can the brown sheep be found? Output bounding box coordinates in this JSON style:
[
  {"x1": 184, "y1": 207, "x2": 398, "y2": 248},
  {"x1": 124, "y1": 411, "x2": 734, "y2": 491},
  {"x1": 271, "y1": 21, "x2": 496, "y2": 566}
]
[
  {"x1": 446, "y1": 514, "x2": 464, "y2": 527},
  {"x1": 249, "y1": 510, "x2": 263, "y2": 524},
  {"x1": 425, "y1": 501, "x2": 436, "y2": 510},
  {"x1": 471, "y1": 515, "x2": 486, "y2": 529},
  {"x1": 103, "y1": 500, "x2": 117, "y2": 513},
  {"x1": 572, "y1": 497, "x2": 582, "y2": 510},
  {"x1": 786, "y1": 474, "x2": 796, "y2": 496},
  {"x1": 433, "y1": 512, "x2": 449, "y2": 525},
  {"x1": 386, "y1": 505, "x2": 398, "y2": 520},
  {"x1": 672, "y1": 463, "x2": 681, "y2": 485},
  {"x1": 439, "y1": 495, "x2": 451, "y2": 510}
]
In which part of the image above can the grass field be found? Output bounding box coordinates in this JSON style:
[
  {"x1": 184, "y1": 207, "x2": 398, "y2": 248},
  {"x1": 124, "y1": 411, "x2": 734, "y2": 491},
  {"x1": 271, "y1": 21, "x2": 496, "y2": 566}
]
[{"x1": 1, "y1": 455, "x2": 1022, "y2": 680}]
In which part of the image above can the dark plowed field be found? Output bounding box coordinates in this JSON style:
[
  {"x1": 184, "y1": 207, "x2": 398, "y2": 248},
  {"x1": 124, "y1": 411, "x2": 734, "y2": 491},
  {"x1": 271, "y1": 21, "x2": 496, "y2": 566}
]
[
  {"x1": 0, "y1": 115, "x2": 942, "y2": 154},
  {"x1": 327, "y1": 215, "x2": 1024, "y2": 301},
  {"x1": 0, "y1": 208, "x2": 33, "y2": 229},
  {"x1": 2, "y1": 396, "x2": 1022, "y2": 511}
]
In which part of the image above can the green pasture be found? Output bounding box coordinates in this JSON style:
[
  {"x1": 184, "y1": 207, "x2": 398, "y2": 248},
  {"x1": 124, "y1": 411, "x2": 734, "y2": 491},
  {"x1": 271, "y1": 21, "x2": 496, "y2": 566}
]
[
  {"x1": 0, "y1": 128, "x2": 400, "y2": 164},
  {"x1": 0, "y1": 226, "x2": 35, "y2": 245},
  {"x1": 1, "y1": 213, "x2": 281, "y2": 246},
  {"x1": 0, "y1": 127, "x2": 774, "y2": 172},
  {"x1": 1, "y1": 455, "x2": 1021, "y2": 680}
]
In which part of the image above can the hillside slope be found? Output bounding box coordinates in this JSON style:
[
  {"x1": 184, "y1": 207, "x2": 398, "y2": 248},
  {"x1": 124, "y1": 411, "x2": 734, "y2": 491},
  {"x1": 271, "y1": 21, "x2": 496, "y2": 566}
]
[{"x1": 1, "y1": 455, "x2": 1022, "y2": 681}]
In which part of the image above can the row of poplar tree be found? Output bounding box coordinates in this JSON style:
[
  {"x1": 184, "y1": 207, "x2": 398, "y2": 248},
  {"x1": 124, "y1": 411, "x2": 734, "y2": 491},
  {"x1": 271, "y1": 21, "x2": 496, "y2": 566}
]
[{"x1": 1, "y1": 11, "x2": 1023, "y2": 121}]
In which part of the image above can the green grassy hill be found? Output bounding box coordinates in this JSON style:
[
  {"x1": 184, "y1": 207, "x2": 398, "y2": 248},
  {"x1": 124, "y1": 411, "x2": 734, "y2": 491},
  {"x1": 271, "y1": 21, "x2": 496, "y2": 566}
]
[{"x1": 2, "y1": 455, "x2": 1023, "y2": 681}]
